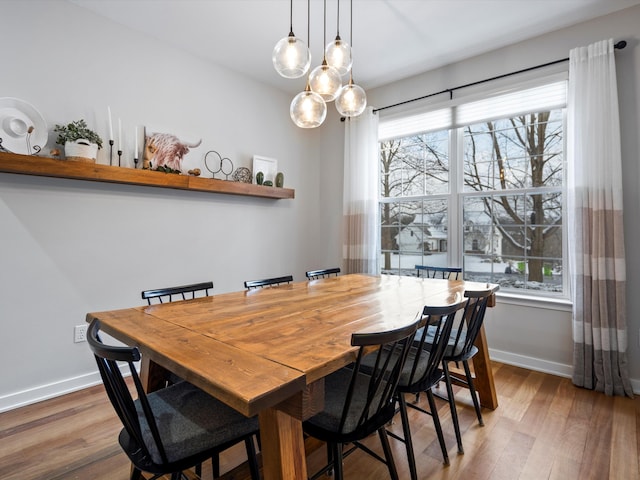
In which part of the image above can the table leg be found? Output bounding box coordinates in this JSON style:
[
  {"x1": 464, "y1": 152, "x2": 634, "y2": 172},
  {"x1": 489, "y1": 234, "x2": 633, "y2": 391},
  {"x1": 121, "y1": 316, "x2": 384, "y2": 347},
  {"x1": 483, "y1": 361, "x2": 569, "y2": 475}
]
[
  {"x1": 259, "y1": 407, "x2": 308, "y2": 480},
  {"x1": 471, "y1": 324, "x2": 498, "y2": 410},
  {"x1": 139, "y1": 356, "x2": 171, "y2": 393}
]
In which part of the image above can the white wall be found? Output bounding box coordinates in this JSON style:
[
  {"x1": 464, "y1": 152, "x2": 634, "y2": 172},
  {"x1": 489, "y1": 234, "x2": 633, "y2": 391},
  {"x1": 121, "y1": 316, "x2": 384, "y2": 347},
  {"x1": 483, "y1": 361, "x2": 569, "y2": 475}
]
[
  {"x1": 0, "y1": 0, "x2": 336, "y2": 411},
  {"x1": 367, "y1": 5, "x2": 640, "y2": 391}
]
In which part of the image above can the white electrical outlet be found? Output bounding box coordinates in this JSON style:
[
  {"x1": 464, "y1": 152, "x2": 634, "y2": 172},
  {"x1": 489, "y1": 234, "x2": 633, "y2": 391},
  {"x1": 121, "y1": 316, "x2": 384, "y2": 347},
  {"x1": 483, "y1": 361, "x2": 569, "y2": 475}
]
[{"x1": 74, "y1": 324, "x2": 88, "y2": 343}]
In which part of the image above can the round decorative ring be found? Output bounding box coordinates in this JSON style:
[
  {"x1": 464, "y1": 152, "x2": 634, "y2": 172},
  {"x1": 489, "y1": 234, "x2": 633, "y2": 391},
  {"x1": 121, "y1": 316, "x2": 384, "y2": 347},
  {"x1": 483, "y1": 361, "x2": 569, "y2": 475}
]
[{"x1": 204, "y1": 150, "x2": 234, "y2": 179}]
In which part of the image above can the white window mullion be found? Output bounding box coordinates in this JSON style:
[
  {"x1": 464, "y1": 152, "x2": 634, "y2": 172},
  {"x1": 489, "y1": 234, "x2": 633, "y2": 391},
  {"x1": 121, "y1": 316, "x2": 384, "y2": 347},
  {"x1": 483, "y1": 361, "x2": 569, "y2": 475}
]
[{"x1": 449, "y1": 127, "x2": 462, "y2": 267}]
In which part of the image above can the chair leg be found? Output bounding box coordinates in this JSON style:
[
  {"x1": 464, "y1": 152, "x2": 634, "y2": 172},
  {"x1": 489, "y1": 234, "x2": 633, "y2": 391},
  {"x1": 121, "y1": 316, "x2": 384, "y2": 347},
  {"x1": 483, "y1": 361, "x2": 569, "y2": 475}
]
[
  {"x1": 397, "y1": 394, "x2": 418, "y2": 480},
  {"x1": 130, "y1": 467, "x2": 144, "y2": 480},
  {"x1": 463, "y1": 359, "x2": 484, "y2": 426},
  {"x1": 326, "y1": 441, "x2": 334, "y2": 476},
  {"x1": 245, "y1": 436, "x2": 260, "y2": 480},
  {"x1": 442, "y1": 362, "x2": 464, "y2": 454},
  {"x1": 211, "y1": 453, "x2": 220, "y2": 478},
  {"x1": 330, "y1": 442, "x2": 344, "y2": 480},
  {"x1": 426, "y1": 389, "x2": 449, "y2": 465},
  {"x1": 378, "y1": 428, "x2": 399, "y2": 480}
]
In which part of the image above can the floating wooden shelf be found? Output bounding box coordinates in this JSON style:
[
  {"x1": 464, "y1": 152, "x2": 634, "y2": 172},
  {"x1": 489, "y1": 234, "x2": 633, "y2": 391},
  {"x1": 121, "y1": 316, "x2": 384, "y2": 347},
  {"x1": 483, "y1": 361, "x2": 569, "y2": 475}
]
[{"x1": 0, "y1": 152, "x2": 295, "y2": 199}]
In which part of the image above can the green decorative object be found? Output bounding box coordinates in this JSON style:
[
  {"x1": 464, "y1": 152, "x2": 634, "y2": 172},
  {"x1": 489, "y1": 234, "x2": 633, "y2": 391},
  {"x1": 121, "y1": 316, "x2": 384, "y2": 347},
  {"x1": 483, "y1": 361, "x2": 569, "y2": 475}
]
[
  {"x1": 54, "y1": 119, "x2": 103, "y2": 149},
  {"x1": 263, "y1": 180, "x2": 273, "y2": 186},
  {"x1": 256, "y1": 171, "x2": 264, "y2": 185},
  {"x1": 275, "y1": 172, "x2": 284, "y2": 188}
]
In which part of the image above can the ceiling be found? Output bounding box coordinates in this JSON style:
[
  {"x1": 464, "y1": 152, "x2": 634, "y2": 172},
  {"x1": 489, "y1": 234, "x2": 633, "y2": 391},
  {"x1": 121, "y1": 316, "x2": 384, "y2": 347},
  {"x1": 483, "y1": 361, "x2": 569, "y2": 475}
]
[{"x1": 70, "y1": 0, "x2": 640, "y2": 95}]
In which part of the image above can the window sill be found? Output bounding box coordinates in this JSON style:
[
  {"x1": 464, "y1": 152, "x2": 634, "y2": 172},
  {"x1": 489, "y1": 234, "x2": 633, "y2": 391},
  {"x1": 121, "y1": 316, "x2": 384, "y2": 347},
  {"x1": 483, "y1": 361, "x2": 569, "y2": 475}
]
[{"x1": 495, "y1": 292, "x2": 572, "y2": 312}]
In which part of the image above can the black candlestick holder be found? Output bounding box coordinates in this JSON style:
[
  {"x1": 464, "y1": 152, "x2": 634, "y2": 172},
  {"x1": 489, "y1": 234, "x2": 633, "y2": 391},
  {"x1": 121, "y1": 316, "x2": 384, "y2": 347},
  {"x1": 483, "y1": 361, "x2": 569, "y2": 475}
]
[
  {"x1": 109, "y1": 139, "x2": 114, "y2": 166},
  {"x1": 117, "y1": 149, "x2": 122, "y2": 167},
  {"x1": 134, "y1": 157, "x2": 139, "y2": 169}
]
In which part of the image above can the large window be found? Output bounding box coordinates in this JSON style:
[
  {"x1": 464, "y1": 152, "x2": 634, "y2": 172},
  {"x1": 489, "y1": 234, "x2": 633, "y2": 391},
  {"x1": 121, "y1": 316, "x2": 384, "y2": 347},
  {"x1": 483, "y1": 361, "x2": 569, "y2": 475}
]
[{"x1": 379, "y1": 79, "x2": 566, "y2": 297}]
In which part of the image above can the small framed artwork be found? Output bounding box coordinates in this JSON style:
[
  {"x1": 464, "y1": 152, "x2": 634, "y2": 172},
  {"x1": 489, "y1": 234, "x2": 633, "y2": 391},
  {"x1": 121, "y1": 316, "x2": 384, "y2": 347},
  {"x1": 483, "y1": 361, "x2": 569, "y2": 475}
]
[{"x1": 252, "y1": 155, "x2": 278, "y2": 184}]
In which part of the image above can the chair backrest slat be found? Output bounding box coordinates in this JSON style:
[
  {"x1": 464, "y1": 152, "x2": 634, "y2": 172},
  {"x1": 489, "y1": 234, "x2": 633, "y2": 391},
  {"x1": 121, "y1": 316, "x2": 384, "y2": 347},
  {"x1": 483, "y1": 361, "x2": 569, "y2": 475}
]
[
  {"x1": 403, "y1": 301, "x2": 467, "y2": 391},
  {"x1": 87, "y1": 319, "x2": 170, "y2": 465},
  {"x1": 415, "y1": 265, "x2": 462, "y2": 280},
  {"x1": 141, "y1": 281, "x2": 213, "y2": 305},
  {"x1": 244, "y1": 275, "x2": 293, "y2": 289},
  {"x1": 448, "y1": 288, "x2": 495, "y2": 360},
  {"x1": 305, "y1": 268, "x2": 341, "y2": 280},
  {"x1": 338, "y1": 318, "x2": 420, "y2": 435}
]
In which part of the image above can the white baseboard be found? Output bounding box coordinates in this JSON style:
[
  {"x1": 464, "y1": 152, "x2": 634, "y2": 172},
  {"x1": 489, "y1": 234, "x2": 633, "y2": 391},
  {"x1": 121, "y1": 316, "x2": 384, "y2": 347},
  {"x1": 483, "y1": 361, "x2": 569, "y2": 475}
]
[
  {"x1": 489, "y1": 348, "x2": 640, "y2": 395},
  {"x1": 2, "y1": 354, "x2": 638, "y2": 413},
  {"x1": 0, "y1": 371, "x2": 103, "y2": 414}
]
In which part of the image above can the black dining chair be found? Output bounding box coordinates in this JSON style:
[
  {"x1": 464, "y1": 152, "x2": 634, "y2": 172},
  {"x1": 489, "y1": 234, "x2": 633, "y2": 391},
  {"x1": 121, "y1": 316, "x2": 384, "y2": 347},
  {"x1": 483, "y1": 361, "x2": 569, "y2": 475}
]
[
  {"x1": 415, "y1": 265, "x2": 462, "y2": 279},
  {"x1": 141, "y1": 281, "x2": 213, "y2": 304},
  {"x1": 387, "y1": 301, "x2": 467, "y2": 478},
  {"x1": 87, "y1": 318, "x2": 260, "y2": 480},
  {"x1": 244, "y1": 275, "x2": 293, "y2": 289},
  {"x1": 437, "y1": 287, "x2": 497, "y2": 451},
  {"x1": 302, "y1": 317, "x2": 421, "y2": 480},
  {"x1": 305, "y1": 267, "x2": 341, "y2": 280}
]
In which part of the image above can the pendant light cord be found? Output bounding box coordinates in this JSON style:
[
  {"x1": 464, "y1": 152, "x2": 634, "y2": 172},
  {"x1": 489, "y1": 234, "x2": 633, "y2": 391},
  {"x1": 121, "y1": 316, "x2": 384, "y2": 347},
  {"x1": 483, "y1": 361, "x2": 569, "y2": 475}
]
[
  {"x1": 349, "y1": 0, "x2": 353, "y2": 47},
  {"x1": 307, "y1": 0, "x2": 311, "y2": 47},
  {"x1": 288, "y1": 0, "x2": 294, "y2": 35},
  {"x1": 349, "y1": 0, "x2": 354, "y2": 77},
  {"x1": 336, "y1": 0, "x2": 341, "y2": 37},
  {"x1": 323, "y1": 0, "x2": 327, "y2": 49}
]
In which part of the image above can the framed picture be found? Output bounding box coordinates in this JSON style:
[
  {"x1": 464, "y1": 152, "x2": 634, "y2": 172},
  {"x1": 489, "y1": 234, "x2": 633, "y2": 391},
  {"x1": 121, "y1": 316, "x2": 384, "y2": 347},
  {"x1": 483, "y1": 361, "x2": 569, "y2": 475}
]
[{"x1": 252, "y1": 155, "x2": 277, "y2": 184}]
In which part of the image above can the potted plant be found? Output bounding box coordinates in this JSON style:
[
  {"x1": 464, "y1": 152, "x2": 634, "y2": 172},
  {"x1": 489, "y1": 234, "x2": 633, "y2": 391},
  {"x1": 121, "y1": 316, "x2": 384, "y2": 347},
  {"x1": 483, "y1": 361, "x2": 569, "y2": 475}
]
[{"x1": 54, "y1": 119, "x2": 103, "y2": 162}]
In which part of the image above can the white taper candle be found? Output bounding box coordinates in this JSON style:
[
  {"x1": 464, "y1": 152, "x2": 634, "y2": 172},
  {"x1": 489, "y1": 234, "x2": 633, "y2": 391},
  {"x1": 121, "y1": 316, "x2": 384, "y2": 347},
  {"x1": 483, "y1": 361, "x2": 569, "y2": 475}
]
[{"x1": 107, "y1": 106, "x2": 113, "y2": 141}]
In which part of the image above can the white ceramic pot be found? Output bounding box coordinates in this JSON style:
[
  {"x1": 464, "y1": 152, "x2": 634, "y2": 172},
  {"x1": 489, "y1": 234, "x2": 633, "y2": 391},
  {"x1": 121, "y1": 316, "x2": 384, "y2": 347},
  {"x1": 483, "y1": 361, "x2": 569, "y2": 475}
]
[{"x1": 64, "y1": 139, "x2": 98, "y2": 162}]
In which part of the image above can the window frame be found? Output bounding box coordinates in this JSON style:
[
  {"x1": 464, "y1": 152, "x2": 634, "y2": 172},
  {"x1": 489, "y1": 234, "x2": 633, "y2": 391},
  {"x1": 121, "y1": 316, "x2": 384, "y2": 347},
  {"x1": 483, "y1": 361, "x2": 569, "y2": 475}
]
[{"x1": 378, "y1": 73, "x2": 569, "y2": 300}]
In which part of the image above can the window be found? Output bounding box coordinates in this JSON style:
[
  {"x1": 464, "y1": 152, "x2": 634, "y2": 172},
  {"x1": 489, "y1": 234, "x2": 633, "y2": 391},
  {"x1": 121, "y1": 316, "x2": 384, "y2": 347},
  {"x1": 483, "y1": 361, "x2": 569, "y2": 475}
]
[{"x1": 379, "y1": 78, "x2": 567, "y2": 297}]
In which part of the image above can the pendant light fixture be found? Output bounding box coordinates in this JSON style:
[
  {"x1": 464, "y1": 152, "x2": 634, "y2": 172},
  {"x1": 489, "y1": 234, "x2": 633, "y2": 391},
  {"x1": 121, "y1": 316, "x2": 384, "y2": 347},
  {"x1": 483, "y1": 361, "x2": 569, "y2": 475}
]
[
  {"x1": 272, "y1": 0, "x2": 311, "y2": 78},
  {"x1": 325, "y1": 0, "x2": 352, "y2": 76},
  {"x1": 308, "y1": 0, "x2": 342, "y2": 101},
  {"x1": 335, "y1": 0, "x2": 366, "y2": 117},
  {"x1": 290, "y1": 81, "x2": 327, "y2": 128},
  {"x1": 290, "y1": 0, "x2": 327, "y2": 128}
]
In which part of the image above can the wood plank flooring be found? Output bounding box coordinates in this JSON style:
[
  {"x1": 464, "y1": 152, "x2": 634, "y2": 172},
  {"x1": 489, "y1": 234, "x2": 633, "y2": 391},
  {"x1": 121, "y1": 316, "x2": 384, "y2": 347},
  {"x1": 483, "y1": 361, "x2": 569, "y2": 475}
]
[{"x1": 1, "y1": 362, "x2": 638, "y2": 480}]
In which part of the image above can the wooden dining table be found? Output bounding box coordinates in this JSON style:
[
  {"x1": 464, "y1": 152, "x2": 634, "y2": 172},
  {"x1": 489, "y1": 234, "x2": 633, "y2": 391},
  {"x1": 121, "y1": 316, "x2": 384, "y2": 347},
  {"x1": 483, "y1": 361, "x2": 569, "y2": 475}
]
[{"x1": 86, "y1": 273, "x2": 499, "y2": 480}]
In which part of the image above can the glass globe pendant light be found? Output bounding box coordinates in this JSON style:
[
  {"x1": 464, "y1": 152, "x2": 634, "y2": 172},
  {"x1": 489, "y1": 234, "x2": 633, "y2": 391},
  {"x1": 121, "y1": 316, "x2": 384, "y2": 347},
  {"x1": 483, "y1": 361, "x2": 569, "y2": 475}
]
[
  {"x1": 290, "y1": 80, "x2": 327, "y2": 128},
  {"x1": 336, "y1": 73, "x2": 367, "y2": 117},
  {"x1": 325, "y1": 0, "x2": 352, "y2": 76},
  {"x1": 309, "y1": 59, "x2": 342, "y2": 102},
  {"x1": 335, "y1": 0, "x2": 366, "y2": 117},
  {"x1": 272, "y1": 0, "x2": 310, "y2": 78},
  {"x1": 308, "y1": 0, "x2": 342, "y2": 101},
  {"x1": 290, "y1": 0, "x2": 326, "y2": 128}
]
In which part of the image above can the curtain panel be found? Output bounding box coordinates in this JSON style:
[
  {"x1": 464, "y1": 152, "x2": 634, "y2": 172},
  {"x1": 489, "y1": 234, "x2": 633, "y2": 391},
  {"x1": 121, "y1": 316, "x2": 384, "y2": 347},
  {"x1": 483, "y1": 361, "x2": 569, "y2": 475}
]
[
  {"x1": 342, "y1": 107, "x2": 380, "y2": 274},
  {"x1": 567, "y1": 39, "x2": 632, "y2": 397}
]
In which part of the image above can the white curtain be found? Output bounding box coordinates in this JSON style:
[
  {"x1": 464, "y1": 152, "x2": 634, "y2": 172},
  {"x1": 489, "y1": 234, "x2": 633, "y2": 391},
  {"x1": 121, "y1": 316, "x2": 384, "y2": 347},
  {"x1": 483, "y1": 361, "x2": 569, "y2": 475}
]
[
  {"x1": 567, "y1": 39, "x2": 632, "y2": 397},
  {"x1": 342, "y1": 107, "x2": 380, "y2": 274}
]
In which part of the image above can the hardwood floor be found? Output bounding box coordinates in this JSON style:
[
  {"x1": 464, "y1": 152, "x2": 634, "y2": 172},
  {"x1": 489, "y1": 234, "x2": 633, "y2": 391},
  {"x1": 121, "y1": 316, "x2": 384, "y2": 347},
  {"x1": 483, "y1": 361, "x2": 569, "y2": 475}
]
[{"x1": 1, "y1": 362, "x2": 638, "y2": 480}]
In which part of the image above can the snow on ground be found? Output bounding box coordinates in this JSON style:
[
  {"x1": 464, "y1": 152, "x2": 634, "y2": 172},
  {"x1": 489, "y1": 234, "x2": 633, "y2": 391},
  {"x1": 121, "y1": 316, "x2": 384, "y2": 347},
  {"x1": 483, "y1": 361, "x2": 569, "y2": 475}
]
[{"x1": 381, "y1": 253, "x2": 563, "y2": 293}]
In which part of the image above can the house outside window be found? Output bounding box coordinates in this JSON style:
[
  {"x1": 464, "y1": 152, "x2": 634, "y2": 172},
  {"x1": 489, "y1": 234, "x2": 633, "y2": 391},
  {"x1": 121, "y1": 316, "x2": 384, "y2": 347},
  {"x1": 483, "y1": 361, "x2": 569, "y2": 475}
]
[{"x1": 379, "y1": 77, "x2": 567, "y2": 297}]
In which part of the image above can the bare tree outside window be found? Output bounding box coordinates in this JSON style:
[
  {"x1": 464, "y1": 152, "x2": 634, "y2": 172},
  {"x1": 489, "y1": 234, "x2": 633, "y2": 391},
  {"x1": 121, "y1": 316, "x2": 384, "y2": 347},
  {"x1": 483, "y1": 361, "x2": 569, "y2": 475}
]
[
  {"x1": 380, "y1": 132, "x2": 449, "y2": 275},
  {"x1": 463, "y1": 111, "x2": 563, "y2": 291},
  {"x1": 379, "y1": 108, "x2": 565, "y2": 294}
]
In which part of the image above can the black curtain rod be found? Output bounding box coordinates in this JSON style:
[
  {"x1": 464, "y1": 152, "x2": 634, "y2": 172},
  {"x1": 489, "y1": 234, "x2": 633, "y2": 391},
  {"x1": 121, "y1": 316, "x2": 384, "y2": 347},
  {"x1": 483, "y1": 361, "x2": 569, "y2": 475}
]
[{"x1": 372, "y1": 40, "x2": 627, "y2": 114}]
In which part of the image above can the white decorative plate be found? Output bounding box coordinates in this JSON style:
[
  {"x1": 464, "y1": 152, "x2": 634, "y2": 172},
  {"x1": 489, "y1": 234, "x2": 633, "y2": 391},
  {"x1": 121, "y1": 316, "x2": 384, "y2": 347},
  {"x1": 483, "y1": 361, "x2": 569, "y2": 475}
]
[{"x1": 0, "y1": 97, "x2": 47, "y2": 155}]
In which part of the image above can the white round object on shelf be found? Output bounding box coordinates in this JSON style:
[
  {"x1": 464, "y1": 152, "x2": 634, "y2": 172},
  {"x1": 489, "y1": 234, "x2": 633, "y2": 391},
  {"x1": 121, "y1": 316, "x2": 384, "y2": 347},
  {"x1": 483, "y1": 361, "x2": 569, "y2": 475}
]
[{"x1": 0, "y1": 97, "x2": 47, "y2": 155}]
